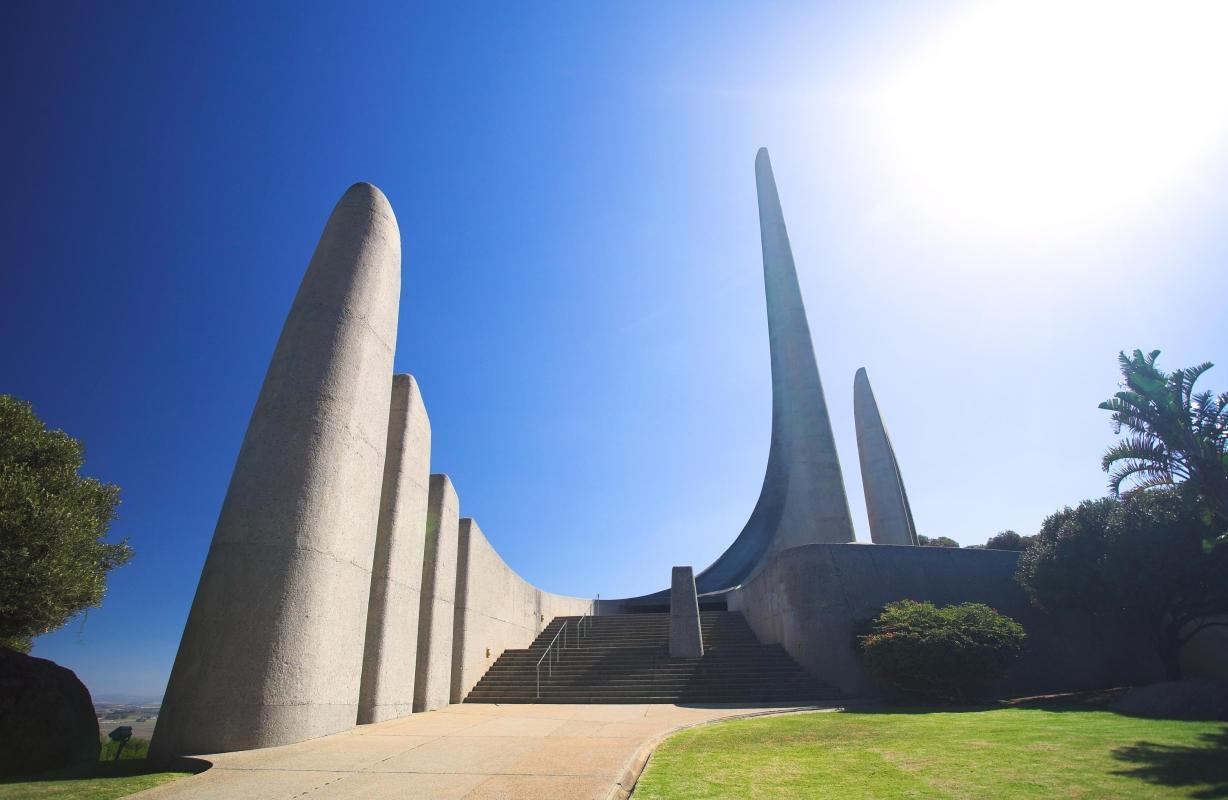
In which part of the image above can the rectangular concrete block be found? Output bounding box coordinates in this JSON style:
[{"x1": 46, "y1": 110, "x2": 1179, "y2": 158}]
[
  {"x1": 669, "y1": 566, "x2": 704, "y2": 658},
  {"x1": 358, "y1": 374, "x2": 432, "y2": 724},
  {"x1": 413, "y1": 474, "x2": 460, "y2": 713}
]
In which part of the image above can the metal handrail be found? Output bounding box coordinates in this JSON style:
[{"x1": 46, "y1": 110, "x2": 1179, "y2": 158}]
[
  {"x1": 534, "y1": 598, "x2": 602, "y2": 699},
  {"x1": 536, "y1": 620, "x2": 570, "y2": 699}
]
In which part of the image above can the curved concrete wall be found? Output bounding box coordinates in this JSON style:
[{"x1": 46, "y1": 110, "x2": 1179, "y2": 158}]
[
  {"x1": 729, "y1": 543, "x2": 1164, "y2": 697},
  {"x1": 152, "y1": 183, "x2": 401, "y2": 757},
  {"x1": 450, "y1": 519, "x2": 592, "y2": 702}
]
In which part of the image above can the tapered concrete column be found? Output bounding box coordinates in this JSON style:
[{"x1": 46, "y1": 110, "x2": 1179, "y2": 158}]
[
  {"x1": 152, "y1": 183, "x2": 401, "y2": 757},
  {"x1": 450, "y1": 517, "x2": 479, "y2": 704},
  {"x1": 669, "y1": 567, "x2": 704, "y2": 658},
  {"x1": 358, "y1": 375, "x2": 432, "y2": 724},
  {"x1": 854, "y1": 368, "x2": 919, "y2": 546},
  {"x1": 413, "y1": 474, "x2": 459, "y2": 712}
]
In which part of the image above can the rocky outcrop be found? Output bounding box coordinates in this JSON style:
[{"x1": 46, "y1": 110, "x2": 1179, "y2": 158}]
[{"x1": 0, "y1": 647, "x2": 100, "y2": 776}]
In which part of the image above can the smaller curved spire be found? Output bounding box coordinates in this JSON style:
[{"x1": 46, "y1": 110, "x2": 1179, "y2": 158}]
[{"x1": 854, "y1": 368, "x2": 919, "y2": 546}]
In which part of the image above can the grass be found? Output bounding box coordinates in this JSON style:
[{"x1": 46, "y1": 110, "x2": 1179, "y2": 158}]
[
  {"x1": 634, "y1": 707, "x2": 1228, "y2": 799},
  {"x1": 0, "y1": 742, "x2": 193, "y2": 800},
  {"x1": 0, "y1": 764, "x2": 188, "y2": 799}
]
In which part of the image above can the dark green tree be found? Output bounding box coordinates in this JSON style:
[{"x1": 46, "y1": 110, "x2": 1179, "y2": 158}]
[
  {"x1": 0, "y1": 396, "x2": 132, "y2": 652},
  {"x1": 1100, "y1": 350, "x2": 1228, "y2": 540},
  {"x1": 983, "y1": 530, "x2": 1033, "y2": 551},
  {"x1": 917, "y1": 535, "x2": 959, "y2": 548},
  {"x1": 1016, "y1": 491, "x2": 1227, "y2": 680}
]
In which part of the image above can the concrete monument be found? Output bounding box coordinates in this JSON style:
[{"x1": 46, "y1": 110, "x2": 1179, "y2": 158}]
[
  {"x1": 151, "y1": 183, "x2": 401, "y2": 757},
  {"x1": 613, "y1": 148, "x2": 854, "y2": 610},
  {"x1": 854, "y1": 367, "x2": 919, "y2": 546},
  {"x1": 151, "y1": 156, "x2": 1177, "y2": 759}
]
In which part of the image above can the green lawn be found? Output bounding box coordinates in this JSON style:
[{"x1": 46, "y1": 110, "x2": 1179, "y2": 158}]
[
  {"x1": 634, "y1": 707, "x2": 1228, "y2": 799},
  {"x1": 0, "y1": 760, "x2": 191, "y2": 800}
]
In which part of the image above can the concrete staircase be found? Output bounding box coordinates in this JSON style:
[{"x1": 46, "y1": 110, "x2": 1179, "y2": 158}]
[{"x1": 463, "y1": 611, "x2": 843, "y2": 704}]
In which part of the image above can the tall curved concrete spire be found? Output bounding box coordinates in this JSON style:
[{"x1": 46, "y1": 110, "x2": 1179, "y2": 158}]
[
  {"x1": 854, "y1": 367, "x2": 919, "y2": 546},
  {"x1": 615, "y1": 149, "x2": 854, "y2": 608},
  {"x1": 693, "y1": 148, "x2": 854, "y2": 591},
  {"x1": 152, "y1": 183, "x2": 401, "y2": 756}
]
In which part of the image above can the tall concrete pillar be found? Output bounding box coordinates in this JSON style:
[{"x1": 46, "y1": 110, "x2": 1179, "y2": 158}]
[
  {"x1": 413, "y1": 474, "x2": 459, "y2": 712},
  {"x1": 358, "y1": 375, "x2": 432, "y2": 724},
  {"x1": 669, "y1": 567, "x2": 704, "y2": 658},
  {"x1": 450, "y1": 517, "x2": 478, "y2": 704},
  {"x1": 152, "y1": 183, "x2": 401, "y2": 757},
  {"x1": 854, "y1": 367, "x2": 919, "y2": 546}
]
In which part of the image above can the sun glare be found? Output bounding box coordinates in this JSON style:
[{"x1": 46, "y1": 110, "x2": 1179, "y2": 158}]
[{"x1": 865, "y1": 0, "x2": 1228, "y2": 237}]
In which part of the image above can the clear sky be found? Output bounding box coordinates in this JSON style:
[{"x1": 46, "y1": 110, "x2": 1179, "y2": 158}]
[{"x1": 3, "y1": 1, "x2": 1226, "y2": 700}]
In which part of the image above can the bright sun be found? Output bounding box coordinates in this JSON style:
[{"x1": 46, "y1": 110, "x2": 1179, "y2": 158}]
[{"x1": 864, "y1": 0, "x2": 1228, "y2": 236}]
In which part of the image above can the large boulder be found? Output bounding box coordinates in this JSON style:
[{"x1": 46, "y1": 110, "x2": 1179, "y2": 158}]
[
  {"x1": 0, "y1": 647, "x2": 100, "y2": 777},
  {"x1": 1111, "y1": 679, "x2": 1228, "y2": 721}
]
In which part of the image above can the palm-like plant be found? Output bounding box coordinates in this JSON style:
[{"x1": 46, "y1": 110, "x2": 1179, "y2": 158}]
[{"x1": 1100, "y1": 350, "x2": 1228, "y2": 533}]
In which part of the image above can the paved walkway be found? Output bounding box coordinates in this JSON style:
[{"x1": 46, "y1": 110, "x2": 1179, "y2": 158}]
[{"x1": 134, "y1": 702, "x2": 833, "y2": 799}]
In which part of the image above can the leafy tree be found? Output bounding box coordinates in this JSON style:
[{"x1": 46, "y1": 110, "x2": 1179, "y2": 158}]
[
  {"x1": 1100, "y1": 349, "x2": 1228, "y2": 539},
  {"x1": 856, "y1": 600, "x2": 1026, "y2": 703},
  {"x1": 0, "y1": 396, "x2": 132, "y2": 652},
  {"x1": 983, "y1": 530, "x2": 1034, "y2": 552},
  {"x1": 917, "y1": 535, "x2": 960, "y2": 548},
  {"x1": 1016, "y1": 491, "x2": 1228, "y2": 680}
]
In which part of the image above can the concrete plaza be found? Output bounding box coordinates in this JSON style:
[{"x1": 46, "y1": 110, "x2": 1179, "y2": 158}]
[{"x1": 135, "y1": 702, "x2": 834, "y2": 800}]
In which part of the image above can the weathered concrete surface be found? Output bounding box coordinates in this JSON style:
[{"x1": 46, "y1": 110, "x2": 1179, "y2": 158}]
[
  {"x1": 669, "y1": 567, "x2": 703, "y2": 658},
  {"x1": 729, "y1": 543, "x2": 1164, "y2": 698},
  {"x1": 614, "y1": 149, "x2": 853, "y2": 610},
  {"x1": 131, "y1": 702, "x2": 835, "y2": 800},
  {"x1": 358, "y1": 374, "x2": 432, "y2": 724},
  {"x1": 450, "y1": 519, "x2": 591, "y2": 703},
  {"x1": 853, "y1": 368, "x2": 918, "y2": 546},
  {"x1": 152, "y1": 183, "x2": 400, "y2": 757},
  {"x1": 414, "y1": 474, "x2": 460, "y2": 713}
]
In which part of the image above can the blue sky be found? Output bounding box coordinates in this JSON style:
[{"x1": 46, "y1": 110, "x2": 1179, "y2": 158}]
[{"x1": 3, "y1": 1, "x2": 1226, "y2": 699}]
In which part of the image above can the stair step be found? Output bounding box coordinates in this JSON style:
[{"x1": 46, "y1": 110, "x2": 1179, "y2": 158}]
[{"x1": 463, "y1": 610, "x2": 839, "y2": 706}]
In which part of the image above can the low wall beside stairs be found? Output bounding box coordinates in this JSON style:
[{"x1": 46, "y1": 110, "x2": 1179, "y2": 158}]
[
  {"x1": 729, "y1": 542, "x2": 1165, "y2": 698},
  {"x1": 450, "y1": 519, "x2": 592, "y2": 702}
]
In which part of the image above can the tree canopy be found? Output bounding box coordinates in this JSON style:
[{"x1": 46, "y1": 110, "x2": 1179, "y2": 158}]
[
  {"x1": 1016, "y1": 490, "x2": 1227, "y2": 679},
  {"x1": 917, "y1": 535, "x2": 960, "y2": 548},
  {"x1": 0, "y1": 396, "x2": 132, "y2": 652},
  {"x1": 982, "y1": 530, "x2": 1033, "y2": 552}
]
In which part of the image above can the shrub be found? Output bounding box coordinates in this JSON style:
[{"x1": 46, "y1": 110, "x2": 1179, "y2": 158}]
[{"x1": 856, "y1": 600, "x2": 1027, "y2": 703}]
